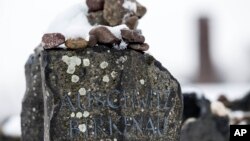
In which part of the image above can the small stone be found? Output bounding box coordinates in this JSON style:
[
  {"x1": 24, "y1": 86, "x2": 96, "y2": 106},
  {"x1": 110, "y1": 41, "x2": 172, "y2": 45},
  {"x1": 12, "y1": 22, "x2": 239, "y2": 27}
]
[
  {"x1": 86, "y1": 0, "x2": 105, "y2": 12},
  {"x1": 103, "y1": 0, "x2": 126, "y2": 26},
  {"x1": 128, "y1": 43, "x2": 149, "y2": 51},
  {"x1": 65, "y1": 38, "x2": 88, "y2": 49},
  {"x1": 71, "y1": 75, "x2": 79, "y2": 83},
  {"x1": 89, "y1": 26, "x2": 120, "y2": 44},
  {"x1": 87, "y1": 11, "x2": 108, "y2": 25},
  {"x1": 42, "y1": 33, "x2": 65, "y2": 49},
  {"x1": 124, "y1": 16, "x2": 139, "y2": 30},
  {"x1": 78, "y1": 124, "x2": 87, "y2": 133},
  {"x1": 121, "y1": 29, "x2": 145, "y2": 43},
  {"x1": 136, "y1": 1, "x2": 147, "y2": 18},
  {"x1": 88, "y1": 35, "x2": 97, "y2": 47}
]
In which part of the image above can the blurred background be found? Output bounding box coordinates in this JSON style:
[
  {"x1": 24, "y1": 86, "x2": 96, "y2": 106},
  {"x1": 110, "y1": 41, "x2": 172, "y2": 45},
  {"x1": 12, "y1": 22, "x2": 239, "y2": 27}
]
[{"x1": 0, "y1": 0, "x2": 250, "y2": 138}]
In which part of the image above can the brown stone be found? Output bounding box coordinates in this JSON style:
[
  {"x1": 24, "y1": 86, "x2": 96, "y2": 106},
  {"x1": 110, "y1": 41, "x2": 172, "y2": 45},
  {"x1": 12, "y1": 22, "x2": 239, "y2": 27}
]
[
  {"x1": 42, "y1": 33, "x2": 65, "y2": 49},
  {"x1": 88, "y1": 35, "x2": 97, "y2": 47},
  {"x1": 121, "y1": 29, "x2": 145, "y2": 43},
  {"x1": 65, "y1": 38, "x2": 88, "y2": 49},
  {"x1": 87, "y1": 11, "x2": 108, "y2": 25},
  {"x1": 136, "y1": 1, "x2": 147, "y2": 18},
  {"x1": 86, "y1": 0, "x2": 105, "y2": 12},
  {"x1": 124, "y1": 16, "x2": 139, "y2": 29},
  {"x1": 103, "y1": 0, "x2": 125, "y2": 26},
  {"x1": 89, "y1": 26, "x2": 120, "y2": 44},
  {"x1": 128, "y1": 43, "x2": 149, "y2": 51}
]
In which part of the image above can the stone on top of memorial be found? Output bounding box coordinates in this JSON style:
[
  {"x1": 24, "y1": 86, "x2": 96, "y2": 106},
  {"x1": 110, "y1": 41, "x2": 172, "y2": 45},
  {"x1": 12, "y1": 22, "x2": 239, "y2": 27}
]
[
  {"x1": 40, "y1": 0, "x2": 148, "y2": 51},
  {"x1": 87, "y1": 0, "x2": 146, "y2": 29}
]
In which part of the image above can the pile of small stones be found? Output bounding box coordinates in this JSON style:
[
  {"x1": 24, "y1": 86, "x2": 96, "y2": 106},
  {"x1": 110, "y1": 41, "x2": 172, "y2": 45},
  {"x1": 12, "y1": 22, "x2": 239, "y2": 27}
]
[
  {"x1": 41, "y1": 0, "x2": 149, "y2": 52},
  {"x1": 87, "y1": 0, "x2": 146, "y2": 29}
]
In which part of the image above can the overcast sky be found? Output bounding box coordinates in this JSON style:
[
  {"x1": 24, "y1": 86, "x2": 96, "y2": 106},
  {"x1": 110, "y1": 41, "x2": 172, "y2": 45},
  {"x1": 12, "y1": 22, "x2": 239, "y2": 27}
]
[{"x1": 0, "y1": 0, "x2": 250, "y2": 119}]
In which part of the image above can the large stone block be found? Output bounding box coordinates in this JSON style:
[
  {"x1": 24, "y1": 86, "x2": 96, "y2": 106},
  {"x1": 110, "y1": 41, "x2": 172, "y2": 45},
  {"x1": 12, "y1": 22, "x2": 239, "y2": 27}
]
[
  {"x1": 21, "y1": 53, "x2": 44, "y2": 141},
  {"x1": 22, "y1": 45, "x2": 182, "y2": 141}
]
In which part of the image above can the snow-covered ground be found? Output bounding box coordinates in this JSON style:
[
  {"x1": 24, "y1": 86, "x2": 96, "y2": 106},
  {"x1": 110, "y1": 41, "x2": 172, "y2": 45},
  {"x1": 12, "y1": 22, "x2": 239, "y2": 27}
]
[{"x1": 0, "y1": 0, "x2": 250, "y2": 122}]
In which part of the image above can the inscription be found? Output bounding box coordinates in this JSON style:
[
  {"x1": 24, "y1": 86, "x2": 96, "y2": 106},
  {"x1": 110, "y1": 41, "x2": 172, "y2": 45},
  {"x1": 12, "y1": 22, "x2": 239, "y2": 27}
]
[{"x1": 59, "y1": 89, "x2": 172, "y2": 138}]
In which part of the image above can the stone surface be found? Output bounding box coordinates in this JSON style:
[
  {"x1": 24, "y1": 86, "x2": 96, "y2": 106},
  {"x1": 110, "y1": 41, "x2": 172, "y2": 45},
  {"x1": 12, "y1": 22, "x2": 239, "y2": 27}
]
[
  {"x1": 21, "y1": 49, "x2": 44, "y2": 141},
  {"x1": 121, "y1": 29, "x2": 145, "y2": 43},
  {"x1": 42, "y1": 33, "x2": 65, "y2": 49},
  {"x1": 128, "y1": 43, "x2": 149, "y2": 51},
  {"x1": 136, "y1": 2, "x2": 147, "y2": 18},
  {"x1": 65, "y1": 38, "x2": 88, "y2": 49},
  {"x1": 103, "y1": 0, "x2": 125, "y2": 26},
  {"x1": 22, "y1": 45, "x2": 182, "y2": 141},
  {"x1": 87, "y1": 11, "x2": 108, "y2": 26},
  {"x1": 124, "y1": 16, "x2": 139, "y2": 30},
  {"x1": 86, "y1": 0, "x2": 105, "y2": 12},
  {"x1": 89, "y1": 26, "x2": 120, "y2": 44}
]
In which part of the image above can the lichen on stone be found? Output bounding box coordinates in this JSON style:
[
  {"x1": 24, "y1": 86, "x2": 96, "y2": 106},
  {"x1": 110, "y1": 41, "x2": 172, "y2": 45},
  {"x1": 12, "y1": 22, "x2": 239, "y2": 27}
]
[
  {"x1": 100, "y1": 61, "x2": 109, "y2": 69},
  {"x1": 71, "y1": 75, "x2": 79, "y2": 83}
]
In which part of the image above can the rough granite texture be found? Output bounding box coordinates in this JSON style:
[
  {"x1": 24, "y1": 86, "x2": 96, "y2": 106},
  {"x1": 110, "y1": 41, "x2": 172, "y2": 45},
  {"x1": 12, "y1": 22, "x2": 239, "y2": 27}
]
[
  {"x1": 22, "y1": 45, "x2": 182, "y2": 141},
  {"x1": 21, "y1": 53, "x2": 44, "y2": 141}
]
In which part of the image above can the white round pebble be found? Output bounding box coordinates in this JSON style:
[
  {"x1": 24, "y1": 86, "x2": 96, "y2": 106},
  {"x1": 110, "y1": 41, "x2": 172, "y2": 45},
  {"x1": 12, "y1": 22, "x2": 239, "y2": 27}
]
[
  {"x1": 83, "y1": 58, "x2": 90, "y2": 66},
  {"x1": 83, "y1": 111, "x2": 90, "y2": 118},
  {"x1": 78, "y1": 124, "x2": 87, "y2": 133},
  {"x1": 102, "y1": 75, "x2": 110, "y2": 83},
  {"x1": 71, "y1": 75, "x2": 79, "y2": 83},
  {"x1": 78, "y1": 88, "x2": 86, "y2": 96},
  {"x1": 114, "y1": 138, "x2": 117, "y2": 141},
  {"x1": 76, "y1": 112, "x2": 83, "y2": 118},
  {"x1": 100, "y1": 61, "x2": 109, "y2": 69}
]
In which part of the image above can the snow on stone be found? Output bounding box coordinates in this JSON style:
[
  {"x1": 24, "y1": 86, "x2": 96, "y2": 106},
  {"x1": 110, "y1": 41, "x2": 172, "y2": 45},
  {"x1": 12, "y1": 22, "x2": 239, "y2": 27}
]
[
  {"x1": 2, "y1": 115, "x2": 21, "y2": 137},
  {"x1": 47, "y1": 3, "x2": 130, "y2": 50},
  {"x1": 210, "y1": 101, "x2": 229, "y2": 117},
  {"x1": 106, "y1": 24, "x2": 128, "y2": 39},
  {"x1": 47, "y1": 2, "x2": 92, "y2": 40},
  {"x1": 123, "y1": 0, "x2": 137, "y2": 13}
]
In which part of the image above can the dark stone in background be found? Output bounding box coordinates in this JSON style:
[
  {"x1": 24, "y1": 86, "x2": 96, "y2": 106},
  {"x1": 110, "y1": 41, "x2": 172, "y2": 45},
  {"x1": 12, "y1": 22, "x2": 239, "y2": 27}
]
[
  {"x1": 21, "y1": 50, "x2": 44, "y2": 141},
  {"x1": 181, "y1": 92, "x2": 230, "y2": 141},
  {"x1": 219, "y1": 91, "x2": 250, "y2": 112},
  {"x1": 21, "y1": 45, "x2": 183, "y2": 141}
]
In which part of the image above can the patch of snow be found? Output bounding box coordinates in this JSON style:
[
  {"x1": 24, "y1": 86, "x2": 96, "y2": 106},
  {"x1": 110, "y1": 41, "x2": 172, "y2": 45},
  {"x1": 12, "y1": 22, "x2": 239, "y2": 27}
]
[
  {"x1": 118, "y1": 40, "x2": 128, "y2": 50},
  {"x1": 47, "y1": 2, "x2": 92, "y2": 40},
  {"x1": 2, "y1": 115, "x2": 21, "y2": 137},
  {"x1": 211, "y1": 101, "x2": 229, "y2": 117},
  {"x1": 123, "y1": 0, "x2": 137, "y2": 13},
  {"x1": 106, "y1": 24, "x2": 128, "y2": 39}
]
